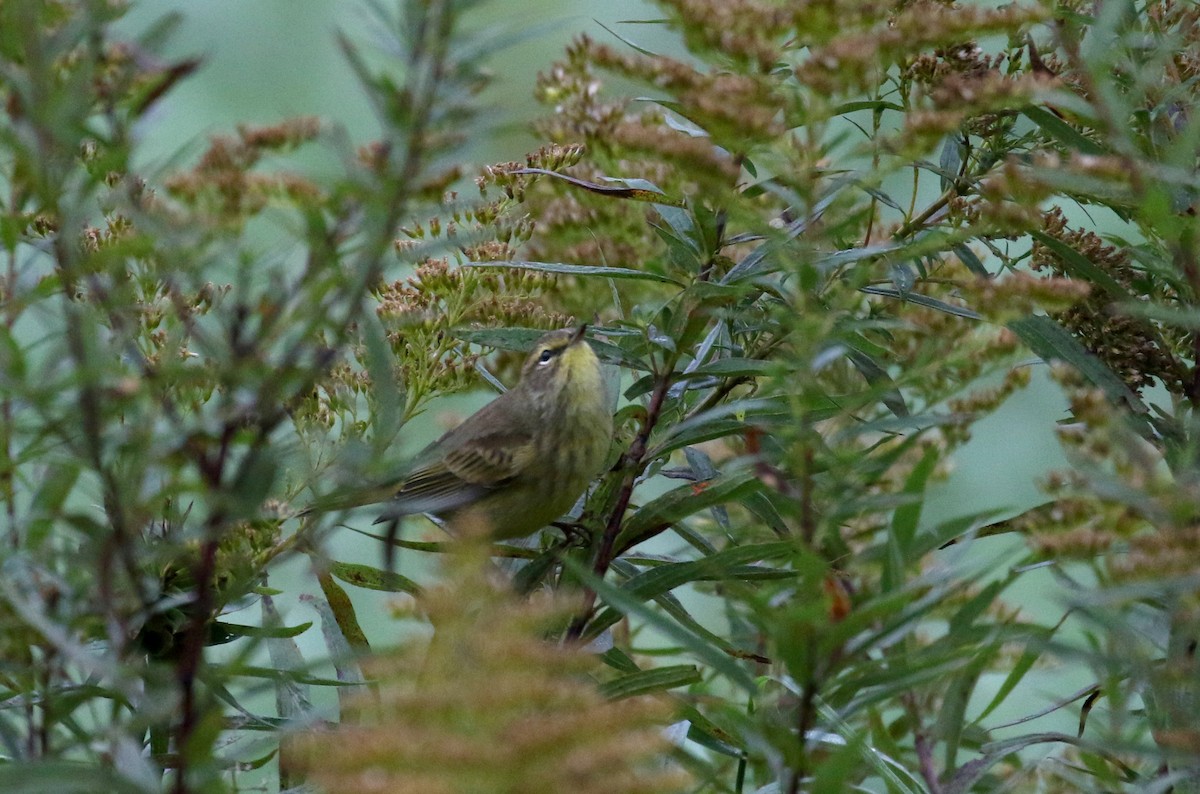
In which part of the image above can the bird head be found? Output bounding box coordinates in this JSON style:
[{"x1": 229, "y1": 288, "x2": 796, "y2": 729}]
[{"x1": 519, "y1": 325, "x2": 601, "y2": 404}]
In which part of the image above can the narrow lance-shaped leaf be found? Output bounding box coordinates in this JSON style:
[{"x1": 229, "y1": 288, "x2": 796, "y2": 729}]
[
  {"x1": 953, "y1": 243, "x2": 989, "y2": 277},
  {"x1": 975, "y1": 622, "x2": 1061, "y2": 723},
  {"x1": 859, "y1": 285, "x2": 982, "y2": 320},
  {"x1": 1007, "y1": 314, "x2": 1147, "y2": 415},
  {"x1": 314, "y1": 571, "x2": 371, "y2": 654},
  {"x1": 593, "y1": 576, "x2": 753, "y2": 660},
  {"x1": 684, "y1": 445, "x2": 729, "y2": 530},
  {"x1": 361, "y1": 310, "x2": 403, "y2": 448},
  {"x1": 598, "y1": 665, "x2": 701, "y2": 700},
  {"x1": 846, "y1": 349, "x2": 909, "y2": 418},
  {"x1": 884, "y1": 445, "x2": 939, "y2": 592},
  {"x1": 600, "y1": 646, "x2": 641, "y2": 674},
  {"x1": 938, "y1": 133, "x2": 964, "y2": 192},
  {"x1": 261, "y1": 595, "x2": 314, "y2": 723},
  {"x1": 463, "y1": 260, "x2": 683, "y2": 286},
  {"x1": 722, "y1": 176, "x2": 852, "y2": 283},
  {"x1": 328, "y1": 560, "x2": 421, "y2": 594},
  {"x1": 944, "y1": 733, "x2": 1087, "y2": 794},
  {"x1": 616, "y1": 470, "x2": 764, "y2": 551},
  {"x1": 1029, "y1": 230, "x2": 1129, "y2": 299},
  {"x1": 1024, "y1": 105, "x2": 1105, "y2": 155},
  {"x1": 618, "y1": 541, "x2": 795, "y2": 602},
  {"x1": 935, "y1": 644, "x2": 997, "y2": 773},
  {"x1": 302, "y1": 589, "x2": 366, "y2": 714},
  {"x1": 561, "y1": 557, "x2": 758, "y2": 694},
  {"x1": 510, "y1": 167, "x2": 685, "y2": 206},
  {"x1": 212, "y1": 620, "x2": 312, "y2": 640}
]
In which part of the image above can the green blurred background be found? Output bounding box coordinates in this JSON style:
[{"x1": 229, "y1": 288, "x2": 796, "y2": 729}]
[{"x1": 118, "y1": 0, "x2": 670, "y2": 167}]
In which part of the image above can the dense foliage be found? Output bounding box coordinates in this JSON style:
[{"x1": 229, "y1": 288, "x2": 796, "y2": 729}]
[{"x1": 4, "y1": 0, "x2": 1200, "y2": 791}]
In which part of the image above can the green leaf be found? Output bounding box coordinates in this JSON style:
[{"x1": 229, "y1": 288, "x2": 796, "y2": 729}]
[
  {"x1": 361, "y1": 310, "x2": 402, "y2": 449},
  {"x1": 211, "y1": 664, "x2": 351, "y2": 688},
  {"x1": 651, "y1": 205, "x2": 705, "y2": 273},
  {"x1": 740, "y1": 491, "x2": 790, "y2": 536},
  {"x1": 845, "y1": 348, "x2": 909, "y2": 418},
  {"x1": 345, "y1": 525, "x2": 540, "y2": 558},
  {"x1": 618, "y1": 541, "x2": 794, "y2": 602},
  {"x1": 684, "y1": 445, "x2": 729, "y2": 529},
  {"x1": 859, "y1": 183, "x2": 902, "y2": 211},
  {"x1": 721, "y1": 236, "x2": 774, "y2": 282},
  {"x1": 816, "y1": 701, "x2": 930, "y2": 794},
  {"x1": 682, "y1": 706, "x2": 744, "y2": 757},
  {"x1": 464, "y1": 260, "x2": 683, "y2": 285},
  {"x1": 654, "y1": 204, "x2": 701, "y2": 252},
  {"x1": 589, "y1": 552, "x2": 797, "y2": 644},
  {"x1": 0, "y1": 325, "x2": 25, "y2": 383},
  {"x1": 1007, "y1": 314, "x2": 1146, "y2": 414},
  {"x1": 833, "y1": 99, "x2": 904, "y2": 115},
  {"x1": 617, "y1": 470, "x2": 764, "y2": 550},
  {"x1": 935, "y1": 646, "x2": 995, "y2": 772},
  {"x1": 938, "y1": 134, "x2": 963, "y2": 191},
  {"x1": 859, "y1": 285, "x2": 981, "y2": 320},
  {"x1": 561, "y1": 557, "x2": 758, "y2": 694},
  {"x1": 944, "y1": 733, "x2": 1084, "y2": 794},
  {"x1": 690, "y1": 200, "x2": 723, "y2": 257},
  {"x1": 509, "y1": 167, "x2": 684, "y2": 206},
  {"x1": 722, "y1": 178, "x2": 855, "y2": 283},
  {"x1": 262, "y1": 595, "x2": 313, "y2": 722},
  {"x1": 26, "y1": 462, "x2": 81, "y2": 549},
  {"x1": 512, "y1": 547, "x2": 561, "y2": 594},
  {"x1": 1028, "y1": 231, "x2": 1129, "y2": 300},
  {"x1": 953, "y1": 243, "x2": 989, "y2": 276},
  {"x1": 304, "y1": 583, "x2": 366, "y2": 710},
  {"x1": 813, "y1": 241, "x2": 906, "y2": 273},
  {"x1": 887, "y1": 445, "x2": 938, "y2": 576},
  {"x1": 1024, "y1": 105, "x2": 1104, "y2": 155},
  {"x1": 594, "y1": 20, "x2": 662, "y2": 57},
  {"x1": 315, "y1": 571, "x2": 371, "y2": 653},
  {"x1": 328, "y1": 561, "x2": 422, "y2": 594},
  {"x1": 653, "y1": 396, "x2": 805, "y2": 457},
  {"x1": 652, "y1": 418, "x2": 750, "y2": 456},
  {"x1": 1118, "y1": 301, "x2": 1200, "y2": 328},
  {"x1": 690, "y1": 357, "x2": 776, "y2": 378},
  {"x1": 975, "y1": 624, "x2": 1058, "y2": 722},
  {"x1": 649, "y1": 588, "x2": 747, "y2": 659},
  {"x1": 600, "y1": 646, "x2": 641, "y2": 673},
  {"x1": 598, "y1": 665, "x2": 701, "y2": 699},
  {"x1": 212, "y1": 620, "x2": 312, "y2": 639}
]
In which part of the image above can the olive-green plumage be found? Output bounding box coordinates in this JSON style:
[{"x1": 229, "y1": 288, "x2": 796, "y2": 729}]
[{"x1": 356, "y1": 326, "x2": 613, "y2": 539}]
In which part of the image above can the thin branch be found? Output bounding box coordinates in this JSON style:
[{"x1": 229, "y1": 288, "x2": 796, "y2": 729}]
[
  {"x1": 786, "y1": 674, "x2": 819, "y2": 794},
  {"x1": 903, "y1": 692, "x2": 944, "y2": 794}
]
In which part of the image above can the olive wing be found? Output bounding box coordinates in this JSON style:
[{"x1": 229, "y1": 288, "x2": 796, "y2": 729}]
[{"x1": 376, "y1": 431, "x2": 536, "y2": 518}]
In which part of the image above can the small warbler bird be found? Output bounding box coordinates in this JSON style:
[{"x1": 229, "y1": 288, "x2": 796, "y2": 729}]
[{"x1": 322, "y1": 325, "x2": 613, "y2": 540}]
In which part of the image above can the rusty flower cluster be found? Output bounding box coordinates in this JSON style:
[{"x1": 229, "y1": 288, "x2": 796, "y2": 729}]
[
  {"x1": 1034, "y1": 207, "x2": 1187, "y2": 393},
  {"x1": 164, "y1": 117, "x2": 324, "y2": 223},
  {"x1": 796, "y1": 2, "x2": 1047, "y2": 96},
  {"x1": 289, "y1": 543, "x2": 687, "y2": 794}
]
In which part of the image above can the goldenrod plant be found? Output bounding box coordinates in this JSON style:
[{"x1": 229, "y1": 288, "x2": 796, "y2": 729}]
[
  {"x1": 5, "y1": 0, "x2": 1200, "y2": 792},
  {"x1": 290, "y1": 535, "x2": 688, "y2": 794}
]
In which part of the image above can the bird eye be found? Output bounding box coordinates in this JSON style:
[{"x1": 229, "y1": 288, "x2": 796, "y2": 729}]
[{"x1": 538, "y1": 348, "x2": 554, "y2": 364}]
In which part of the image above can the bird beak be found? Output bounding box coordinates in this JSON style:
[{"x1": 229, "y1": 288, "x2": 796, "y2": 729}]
[{"x1": 570, "y1": 324, "x2": 588, "y2": 345}]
